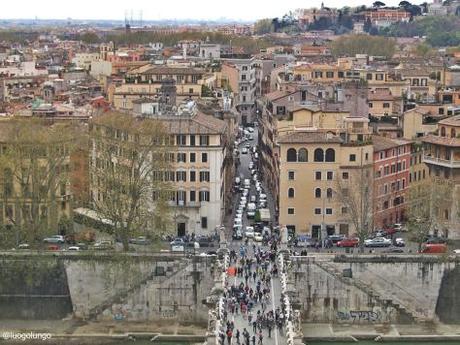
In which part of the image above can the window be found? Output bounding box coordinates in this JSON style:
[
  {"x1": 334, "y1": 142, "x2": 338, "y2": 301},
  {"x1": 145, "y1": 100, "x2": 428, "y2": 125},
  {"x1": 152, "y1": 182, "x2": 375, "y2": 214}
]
[
  {"x1": 315, "y1": 188, "x2": 321, "y2": 198},
  {"x1": 349, "y1": 154, "x2": 356, "y2": 162},
  {"x1": 366, "y1": 73, "x2": 373, "y2": 80},
  {"x1": 314, "y1": 208, "x2": 321, "y2": 215},
  {"x1": 326, "y1": 71, "x2": 334, "y2": 78},
  {"x1": 190, "y1": 153, "x2": 196, "y2": 163},
  {"x1": 325, "y1": 208, "x2": 333, "y2": 215},
  {"x1": 288, "y1": 208, "x2": 295, "y2": 215},
  {"x1": 288, "y1": 188, "x2": 295, "y2": 198},
  {"x1": 190, "y1": 190, "x2": 196, "y2": 202},
  {"x1": 189, "y1": 88, "x2": 194, "y2": 94},
  {"x1": 298, "y1": 148, "x2": 308, "y2": 162},
  {"x1": 368, "y1": 103, "x2": 373, "y2": 108},
  {"x1": 177, "y1": 153, "x2": 186, "y2": 163},
  {"x1": 326, "y1": 188, "x2": 333, "y2": 198},
  {"x1": 199, "y1": 191, "x2": 210, "y2": 202},
  {"x1": 176, "y1": 171, "x2": 187, "y2": 182},
  {"x1": 440, "y1": 127, "x2": 446, "y2": 137},
  {"x1": 314, "y1": 148, "x2": 324, "y2": 162},
  {"x1": 315, "y1": 171, "x2": 322, "y2": 180},
  {"x1": 200, "y1": 171, "x2": 210, "y2": 182},
  {"x1": 288, "y1": 171, "x2": 295, "y2": 180},
  {"x1": 190, "y1": 171, "x2": 196, "y2": 182},
  {"x1": 338, "y1": 71, "x2": 344, "y2": 78},
  {"x1": 201, "y1": 217, "x2": 208, "y2": 229},
  {"x1": 199, "y1": 135, "x2": 209, "y2": 146},
  {"x1": 202, "y1": 153, "x2": 208, "y2": 163},
  {"x1": 176, "y1": 135, "x2": 186, "y2": 146},
  {"x1": 383, "y1": 103, "x2": 390, "y2": 108},
  {"x1": 287, "y1": 148, "x2": 297, "y2": 162},
  {"x1": 190, "y1": 135, "x2": 196, "y2": 146},
  {"x1": 241, "y1": 74, "x2": 246, "y2": 81},
  {"x1": 327, "y1": 171, "x2": 333, "y2": 180},
  {"x1": 325, "y1": 148, "x2": 335, "y2": 162},
  {"x1": 376, "y1": 74, "x2": 384, "y2": 81},
  {"x1": 341, "y1": 207, "x2": 348, "y2": 214},
  {"x1": 342, "y1": 172, "x2": 349, "y2": 179}
]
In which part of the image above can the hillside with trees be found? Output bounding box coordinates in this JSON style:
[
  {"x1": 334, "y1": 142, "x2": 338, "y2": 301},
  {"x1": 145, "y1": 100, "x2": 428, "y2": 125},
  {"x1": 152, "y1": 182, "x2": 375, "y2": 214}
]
[{"x1": 330, "y1": 34, "x2": 396, "y2": 58}]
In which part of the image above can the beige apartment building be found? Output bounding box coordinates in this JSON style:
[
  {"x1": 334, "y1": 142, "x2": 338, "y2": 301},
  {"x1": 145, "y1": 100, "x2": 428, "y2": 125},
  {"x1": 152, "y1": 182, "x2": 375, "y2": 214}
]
[
  {"x1": 422, "y1": 115, "x2": 460, "y2": 239},
  {"x1": 111, "y1": 65, "x2": 205, "y2": 110},
  {"x1": 90, "y1": 103, "x2": 232, "y2": 237},
  {"x1": 278, "y1": 112, "x2": 373, "y2": 237}
]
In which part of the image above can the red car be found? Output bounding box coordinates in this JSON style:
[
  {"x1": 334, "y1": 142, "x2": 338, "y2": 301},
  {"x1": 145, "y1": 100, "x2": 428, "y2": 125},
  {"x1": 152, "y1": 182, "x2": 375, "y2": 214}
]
[{"x1": 337, "y1": 238, "x2": 359, "y2": 247}]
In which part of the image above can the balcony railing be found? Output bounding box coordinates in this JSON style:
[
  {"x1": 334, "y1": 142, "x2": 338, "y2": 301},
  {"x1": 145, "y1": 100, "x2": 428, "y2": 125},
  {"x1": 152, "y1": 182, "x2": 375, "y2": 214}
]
[{"x1": 423, "y1": 155, "x2": 460, "y2": 168}]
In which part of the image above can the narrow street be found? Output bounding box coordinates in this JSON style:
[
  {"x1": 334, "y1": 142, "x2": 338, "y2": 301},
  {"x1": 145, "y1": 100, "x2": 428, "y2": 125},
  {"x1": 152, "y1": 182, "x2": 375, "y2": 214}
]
[{"x1": 221, "y1": 124, "x2": 285, "y2": 345}]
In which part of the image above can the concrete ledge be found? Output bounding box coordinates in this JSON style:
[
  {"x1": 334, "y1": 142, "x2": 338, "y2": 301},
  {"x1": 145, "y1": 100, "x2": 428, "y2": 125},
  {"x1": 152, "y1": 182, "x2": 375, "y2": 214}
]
[
  {"x1": 376, "y1": 335, "x2": 460, "y2": 342},
  {"x1": 333, "y1": 254, "x2": 460, "y2": 264},
  {"x1": 303, "y1": 336, "x2": 358, "y2": 342}
]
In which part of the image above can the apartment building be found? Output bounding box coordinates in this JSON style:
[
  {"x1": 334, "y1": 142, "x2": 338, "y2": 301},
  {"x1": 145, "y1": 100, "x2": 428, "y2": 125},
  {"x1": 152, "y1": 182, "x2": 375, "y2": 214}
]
[
  {"x1": 422, "y1": 115, "x2": 460, "y2": 239},
  {"x1": 90, "y1": 102, "x2": 231, "y2": 237},
  {"x1": 278, "y1": 115, "x2": 373, "y2": 237},
  {"x1": 112, "y1": 65, "x2": 205, "y2": 110},
  {"x1": 372, "y1": 136, "x2": 411, "y2": 228},
  {"x1": 368, "y1": 89, "x2": 403, "y2": 118},
  {"x1": 221, "y1": 55, "x2": 257, "y2": 124}
]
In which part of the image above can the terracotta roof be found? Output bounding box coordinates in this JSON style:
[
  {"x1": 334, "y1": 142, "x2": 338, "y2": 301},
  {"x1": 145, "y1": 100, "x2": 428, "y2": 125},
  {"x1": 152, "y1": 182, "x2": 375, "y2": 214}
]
[
  {"x1": 372, "y1": 135, "x2": 410, "y2": 152},
  {"x1": 265, "y1": 90, "x2": 294, "y2": 102},
  {"x1": 422, "y1": 135, "x2": 460, "y2": 147},
  {"x1": 368, "y1": 90, "x2": 395, "y2": 101},
  {"x1": 161, "y1": 112, "x2": 227, "y2": 135},
  {"x1": 278, "y1": 131, "x2": 342, "y2": 144},
  {"x1": 439, "y1": 115, "x2": 460, "y2": 127},
  {"x1": 129, "y1": 65, "x2": 204, "y2": 76}
]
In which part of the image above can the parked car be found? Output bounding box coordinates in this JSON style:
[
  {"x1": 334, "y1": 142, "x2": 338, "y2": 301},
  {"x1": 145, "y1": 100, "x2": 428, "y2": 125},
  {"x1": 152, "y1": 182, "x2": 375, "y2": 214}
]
[
  {"x1": 129, "y1": 236, "x2": 151, "y2": 245},
  {"x1": 296, "y1": 235, "x2": 317, "y2": 248},
  {"x1": 420, "y1": 243, "x2": 447, "y2": 254},
  {"x1": 245, "y1": 226, "x2": 255, "y2": 238},
  {"x1": 424, "y1": 236, "x2": 447, "y2": 244},
  {"x1": 254, "y1": 232, "x2": 263, "y2": 242},
  {"x1": 337, "y1": 238, "x2": 359, "y2": 248},
  {"x1": 93, "y1": 240, "x2": 114, "y2": 250},
  {"x1": 197, "y1": 237, "x2": 215, "y2": 248},
  {"x1": 394, "y1": 238, "x2": 405, "y2": 247},
  {"x1": 17, "y1": 243, "x2": 30, "y2": 250},
  {"x1": 68, "y1": 246, "x2": 81, "y2": 251},
  {"x1": 170, "y1": 238, "x2": 185, "y2": 246},
  {"x1": 43, "y1": 235, "x2": 65, "y2": 244},
  {"x1": 46, "y1": 244, "x2": 60, "y2": 251},
  {"x1": 232, "y1": 230, "x2": 243, "y2": 240},
  {"x1": 241, "y1": 148, "x2": 248, "y2": 154},
  {"x1": 453, "y1": 249, "x2": 460, "y2": 255},
  {"x1": 327, "y1": 234, "x2": 345, "y2": 244},
  {"x1": 247, "y1": 211, "x2": 256, "y2": 218},
  {"x1": 365, "y1": 237, "x2": 392, "y2": 247}
]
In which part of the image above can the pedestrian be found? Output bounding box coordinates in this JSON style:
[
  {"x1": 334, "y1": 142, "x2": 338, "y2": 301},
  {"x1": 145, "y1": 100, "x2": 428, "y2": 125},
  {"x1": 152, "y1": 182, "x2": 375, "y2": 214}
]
[
  {"x1": 267, "y1": 324, "x2": 272, "y2": 338},
  {"x1": 226, "y1": 329, "x2": 233, "y2": 345},
  {"x1": 258, "y1": 332, "x2": 263, "y2": 345},
  {"x1": 236, "y1": 329, "x2": 240, "y2": 345},
  {"x1": 251, "y1": 335, "x2": 256, "y2": 345},
  {"x1": 252, "y1": 320, "x2": 257, "y2": 333}
]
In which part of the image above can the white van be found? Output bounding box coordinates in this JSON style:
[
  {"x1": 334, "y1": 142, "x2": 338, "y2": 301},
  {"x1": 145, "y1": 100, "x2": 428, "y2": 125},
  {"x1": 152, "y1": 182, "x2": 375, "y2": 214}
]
[{"x1": 244, "y1": 179, "x2": 250, "y2": 188}]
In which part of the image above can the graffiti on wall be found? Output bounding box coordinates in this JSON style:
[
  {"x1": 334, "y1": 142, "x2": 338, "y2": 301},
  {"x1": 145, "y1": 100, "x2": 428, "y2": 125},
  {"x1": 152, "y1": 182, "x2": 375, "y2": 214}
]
[{"x1": 337, "y1": 310, "x2": 381, "y2": 322}]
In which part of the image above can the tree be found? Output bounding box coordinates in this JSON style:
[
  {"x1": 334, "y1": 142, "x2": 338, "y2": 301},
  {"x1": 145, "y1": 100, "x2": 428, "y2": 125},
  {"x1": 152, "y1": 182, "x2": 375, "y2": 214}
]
[
  {"x1": 373, "y1": 1, "x2": 386, "y2": 8},
  {"x1": 254, "y1": 18, "x2": 273, "y2": 35},
  {"x1": 412, "y1": 43, "x2": 435, "y2": 58},
  {"x1": 335, "y1": 158, "x2": 374, "y2": 252},
  {"x1": 399, "y1": 1, "x2": 411, "y2": 7},
  {"x1": 330, "y1": 35, "x2": 396, "y2": 58},
  {"x1": 0, "y1": 119, "x2": 79, "y2": 247},
  {"x1": 90, "y1": 112, "x2": 174, "y2": 251},
  {"x1": 406, "y1": 178, "x2": 454, "y2": 251}
]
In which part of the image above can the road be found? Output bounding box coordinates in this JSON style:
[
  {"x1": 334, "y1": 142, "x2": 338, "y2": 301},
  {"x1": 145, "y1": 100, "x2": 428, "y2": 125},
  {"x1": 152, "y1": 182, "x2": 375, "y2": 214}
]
[{"x1": 222, "y1": 125, "x2": 285, "y2": 345}]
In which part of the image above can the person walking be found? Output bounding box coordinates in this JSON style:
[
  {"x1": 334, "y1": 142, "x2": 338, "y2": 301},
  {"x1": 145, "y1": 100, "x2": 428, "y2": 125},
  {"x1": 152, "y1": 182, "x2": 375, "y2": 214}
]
[
  {"x1": 235, "y1": 329, "x2": 240, "y2": 345},
  {"x1": 251, "y1": 335, "x2": 256, "y2": 345},
  {"x1": 257, "y1": 332, "x2": 263, "y2": 345},
  {"x1": 226, "y1": 328, "x2": 233, "y2": 345},
  {"x1": 267, "y1": 324, "x2": 272, "y2": 338},
  {"x1": 252, "y1": 320, "x2": 257, "y2": 333}
]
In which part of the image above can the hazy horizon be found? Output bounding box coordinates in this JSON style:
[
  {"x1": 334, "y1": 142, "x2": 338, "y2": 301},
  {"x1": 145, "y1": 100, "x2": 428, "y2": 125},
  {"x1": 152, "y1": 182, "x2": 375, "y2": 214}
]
[{"x1": 0, "y1": 0, "x2": 403, "y2": 22}]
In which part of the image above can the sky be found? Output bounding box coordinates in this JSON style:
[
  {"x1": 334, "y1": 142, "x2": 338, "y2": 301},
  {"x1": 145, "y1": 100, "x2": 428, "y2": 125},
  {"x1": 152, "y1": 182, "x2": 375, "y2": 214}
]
[{"x1": 1, "y1": 0, "x2": 402, "y2": 22}]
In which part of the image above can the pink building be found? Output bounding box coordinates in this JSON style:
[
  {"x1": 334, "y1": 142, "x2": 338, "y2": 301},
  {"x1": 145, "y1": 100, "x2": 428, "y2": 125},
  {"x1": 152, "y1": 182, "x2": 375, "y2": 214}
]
[{"x1": 373, "y1": 136, "x2": 412, "y2": 228}]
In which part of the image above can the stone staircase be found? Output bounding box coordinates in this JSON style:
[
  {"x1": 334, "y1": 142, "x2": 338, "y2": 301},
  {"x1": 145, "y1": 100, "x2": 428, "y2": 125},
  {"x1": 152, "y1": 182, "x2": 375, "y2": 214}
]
[{"x1": 313, "y1": 260, "x2": 418, "y2": 323}]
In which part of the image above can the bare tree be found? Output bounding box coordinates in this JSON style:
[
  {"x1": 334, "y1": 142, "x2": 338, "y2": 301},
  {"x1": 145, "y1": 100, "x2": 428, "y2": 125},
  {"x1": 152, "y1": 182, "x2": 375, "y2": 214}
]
[
  {"x1": 90, "y1": 112, "x2": 174, "y2": 251},
  {"x1": 336, "y1": 165, "x2": 374, "y2": 252},
  {"x1": 406, "y1": 178, "x2": 454, "y2": 251},
  {"x1": 0, "y1": 118, "x2": 79, "y2": 247}
]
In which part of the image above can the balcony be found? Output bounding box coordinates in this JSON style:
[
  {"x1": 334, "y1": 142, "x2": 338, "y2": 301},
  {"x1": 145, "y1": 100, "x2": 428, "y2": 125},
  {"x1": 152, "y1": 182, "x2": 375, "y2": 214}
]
[{"x1": 423, "y1": 155, "x2": 460, "y2": 168}]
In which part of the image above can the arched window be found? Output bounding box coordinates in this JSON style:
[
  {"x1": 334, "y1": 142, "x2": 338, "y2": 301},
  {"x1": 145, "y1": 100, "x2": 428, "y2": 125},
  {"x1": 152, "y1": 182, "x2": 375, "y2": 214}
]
[
  {"x1": 314, "y1": 148, "x2": 324, "y2": 162},
  {"x1": 440, "y1": 127, "x2": 446, "y2": 137},
  {"x1": 298, "y1": 148, "x2": 308, "y2": 162},
  {"x1": 326, "y1": 188, "x2": 333, "y2": 198},
  {"x1": 287, "y1": 148, "x2": 297, "y2": 162},
  {"x1": 451, "y1": 128, "x2": 456, "y2": 138},
  {"x1": 325, "y1": 148, "x2": 335, "y2": 162},
  {"x1": 315, "y1": 188, "x2": 321, "y2": 198},
  {"x1": 288, "y1": 188, "x2": 295, "y2": 198}
]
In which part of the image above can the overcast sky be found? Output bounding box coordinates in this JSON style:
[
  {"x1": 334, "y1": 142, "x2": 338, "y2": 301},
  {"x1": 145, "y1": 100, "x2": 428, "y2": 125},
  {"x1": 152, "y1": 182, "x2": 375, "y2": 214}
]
[{"x1": 2, "y1": 0, "x2": 403, "y2": 21}]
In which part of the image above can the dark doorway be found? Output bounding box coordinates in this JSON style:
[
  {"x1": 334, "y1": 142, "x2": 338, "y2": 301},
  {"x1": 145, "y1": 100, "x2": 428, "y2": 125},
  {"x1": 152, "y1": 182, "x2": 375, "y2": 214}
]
[
  {"x1": 177, "y1": 222, "x2": 186, "y2": 237},
  {"x1": 312, "y1": 225, "x2": 321, "y2": 239}
]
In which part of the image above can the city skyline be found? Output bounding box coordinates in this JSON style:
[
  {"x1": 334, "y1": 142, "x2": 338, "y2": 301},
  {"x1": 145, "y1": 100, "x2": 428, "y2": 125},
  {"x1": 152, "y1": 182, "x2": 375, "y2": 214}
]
[{"x1": 1, "y1": 0, "x2": 403, "y2": 22}]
